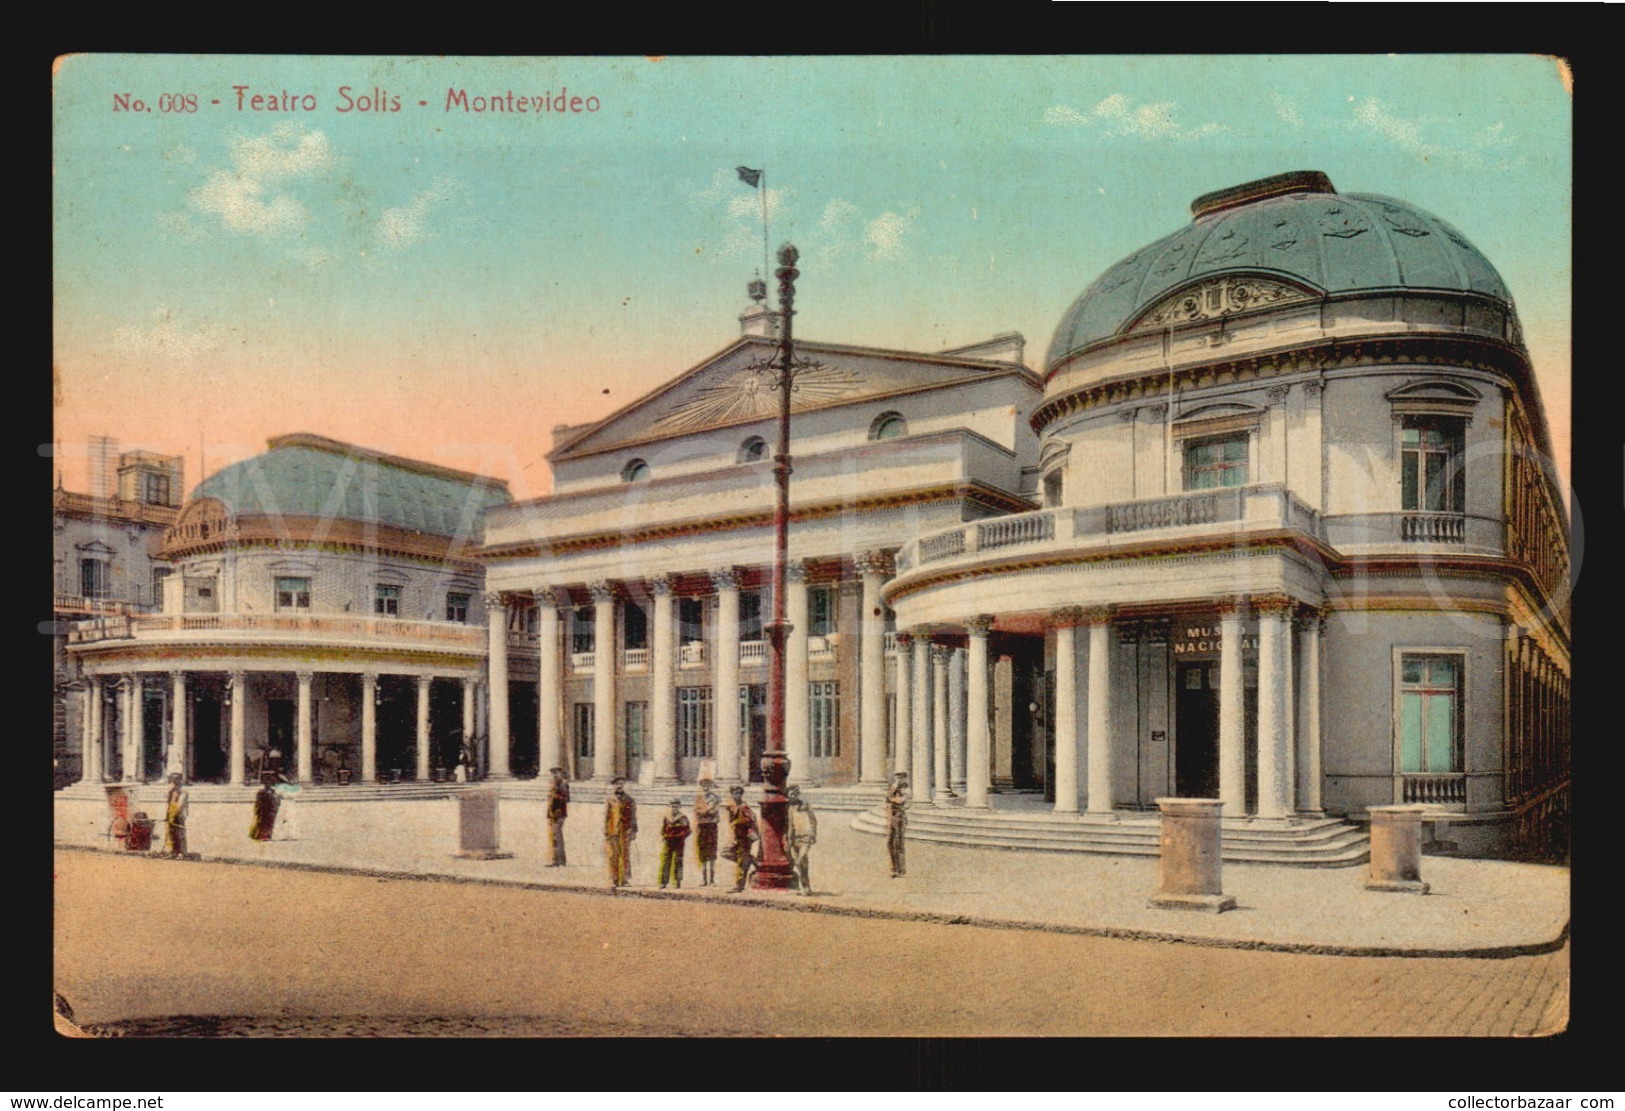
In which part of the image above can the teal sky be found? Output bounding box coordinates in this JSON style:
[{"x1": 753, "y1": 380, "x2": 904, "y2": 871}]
[{"x1": 53, "y1": 54, "x2": 1572, "y2": 499}]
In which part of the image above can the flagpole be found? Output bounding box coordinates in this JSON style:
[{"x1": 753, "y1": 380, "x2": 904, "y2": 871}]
[{"x1": 759, "y1": 168, "x2": 771, "y2": 286}]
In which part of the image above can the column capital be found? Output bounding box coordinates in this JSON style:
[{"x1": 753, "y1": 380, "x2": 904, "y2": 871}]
[
  {"x1": 855, "y1": 550, "x2": 895, "y2": 577},
  {"x1": 930, "y1": 643, "x2": 952, "y2": 664},
  {"x1": 1266, "y1": 383, "x2": 1291, "y2": 404},
  {"x1": 227, "y1": 669, "x2": 247, "y2": 685},
  {"x1": 587, "y1": 581, "x2": 615, "y2": 605},
  {"x1": 295, "y1": 669, "x2": 315, "y2": 684},
  {"x1": 1046, "y1": 606, "x2": 1084, "y2": 629},
  {"x1": 1251, "y1": 592, "x2": 1296, "y2": 618},
  {"x1": 966, "y1": 614, "x2": 995, "y2": 637},
  {"x1": 533, "y1": 586, "x2": 564, "y2": 608},
  {"x1": 709, "y1": 567, "x2": 739, "y2": 592},
  {"x1": 116, "y1": 674, "x2": 136, "y2": 691},
  {"x1": 482, "y1": 591, "x2": 506, "y2": 610},
  {"x1": 361, "y1": 670, "x2": 380, "y2": 686},
  {"x1": 649, "y1": 575, "x2": 674, "y2": 597},
  {"x1": 893, "y1": 631, "x2": 914, "y2": 650},
  {"x1": 786, "y1": 559, "x2": 808, "y2": 584},
  {"x1": 416, "y1": 673, "x2": 433, "y2": 689},
  {"x1": 1081, "y1": 604, "x2": 1115, "y2": 626},
  {"x1": 1302, "y1": 380, "x2": 1324, "y2": 399},
  {"x1": 1292, "y1": 604, "x2": 1323, "y2": 631},
  {"x1": 1216, "y1": 594, "x2": 1249, "y2": 619}
]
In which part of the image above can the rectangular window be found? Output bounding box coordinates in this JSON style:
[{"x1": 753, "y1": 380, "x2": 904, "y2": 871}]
[
  {"x1": 574, "y1": 703, "x2": 595, "y2": 759},
  {"x1": 623, "y1": 601, "x2": 648, "y2": 651},
  {"x1": 810, "y1": 680, "x2": 840, "y2": 758},
  {"x1": 1399, "y1": 655, "x2": 1463, "y2": 773},
  {"x1": 739, "y1": 589, "x2": 764, "y2": 641},
  {"x1": 625, "y1": 701, "x2": 648, "y2": 762},
  {"x1": 275, "y1": 576, "x2": 311, "y2": 611},
  {"x1": 446, "y1": 591, "x2": 471, "y2": 623},
  {"x1": 151, "y1": 566, "x2": 172, "y2": 608},
  {"x1": 679, "y1": 596, "x2": 705, "y2": 643},
  {"x1": 809, "y1": 585, "x2": 836, "y2": 638},
  {"x1": 1401, "y1": 417, "x2": 1466, "y2": 512},
  {"x1": 142, "y1": 471, "x2": 171, "y2": 506},
  {"x1": 1184, "y1": 433, "x2": 1249, "y2": 490},
  {"x1": 572, "y1": 607, "x2": 596, "y2": 655},
  {"x1": 375, "y1": 584, "x2": 401, "y2": 616},
  {"x1": 80, "y1": 558, "x2": 110, "y2": 600},
  {"x1": 677, "y1": 687, "x2": 713, "y2": 758}
]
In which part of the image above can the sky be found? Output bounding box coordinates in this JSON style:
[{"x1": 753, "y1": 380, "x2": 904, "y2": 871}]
[{"x1": 52, "y1": 53, "x2": 1572, "y2": 501}]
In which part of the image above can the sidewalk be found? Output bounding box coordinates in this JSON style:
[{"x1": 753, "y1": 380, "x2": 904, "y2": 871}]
[{"x1": 54, "y1": 792, "x2": 1569, "y2": 957}]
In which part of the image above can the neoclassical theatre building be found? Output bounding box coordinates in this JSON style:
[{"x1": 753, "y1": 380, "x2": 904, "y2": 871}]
[
  {"x1": 65, "y1": 434, "x2": 512, "y2": 790},
  {"x1": 482, "y1": 171, "x2": 1569, "y2": 859}
]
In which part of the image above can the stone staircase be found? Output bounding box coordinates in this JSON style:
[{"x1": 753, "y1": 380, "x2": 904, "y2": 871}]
[{"x1": 848, "y1": 801, "x2": 1369, "y2": 867}]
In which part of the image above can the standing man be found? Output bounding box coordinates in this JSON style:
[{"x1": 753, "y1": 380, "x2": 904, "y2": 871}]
[
  {"x1": 724, "y1": 785, "x2": 758, "y2": 893},
  {"x1": 603, "y1": 777, "x2": 638, "y2": 888},
  {"x1": 786, "y1": 785, "x2": 819, "y2": 896},
  {"x1": 545, "y1": 766, "x2": 570, "y2": 867},
  {"x1": 658, "y1": 798, "x2": 692, "y2": 889},
  {"x1": 162, "y1": 773, "x2": 189, "y2": 858},
  {"x1": 693, "y1": 778, "x2": 721, "y2": 886},
  {"x1": 886, "y1": 771, "x2": 910, "y2": 878}
]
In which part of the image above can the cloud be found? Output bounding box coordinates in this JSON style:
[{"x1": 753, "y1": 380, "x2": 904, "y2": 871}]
[
  {"x1": 1044, "y1": 94, "x2": 1225, "y2": 141},
  {"x1": 684, "y1": 168, "x2": 792, "y2": 265},
  {"x1": 865, "y1": 211, "x2": 914, "y2": 261},
  {"x1": 187, "y1": 123, "x2": 335, "y2": 237},
  {"x1": 1349, "y1": 98, "x2": 1525, "y2": 171},
  {"x1": 109, "y1": 306, "x2": 224, "y2": 366},
  {"x1": 377, "y1": 177, "x2": 457, "y2": 250},
  {"x1": 1271, "y1": 92, "x2": 1304, "y2": 128}
]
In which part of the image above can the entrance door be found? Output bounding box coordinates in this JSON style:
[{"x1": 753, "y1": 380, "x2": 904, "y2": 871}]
[
  {"x1": 142, "y1": 687, "x2": 167, "y2": 781},
  {"x1": 267, "y1": 699, "x2": 295, "y2": 776},
  {"x1": 1175, "y1": 662, "x2": 1220, "y2": 798},
  {"x1": 743, "y1": 684, "x2": 767, "y2": 782},
  {"x1": 193, "y1": 695, "x2": 224, "y2": 782}
]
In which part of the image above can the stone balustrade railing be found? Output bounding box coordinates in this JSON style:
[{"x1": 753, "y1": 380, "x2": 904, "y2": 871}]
[
  {"x1": 1401, "y1": 773, "x2": 1467, "y2": 806},
  {"x1": 66, "y1": 611, "x2": 485, "y2": 647}
]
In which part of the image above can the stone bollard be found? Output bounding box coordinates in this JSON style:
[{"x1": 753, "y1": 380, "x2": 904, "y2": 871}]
[
  {"x1": 454, "y1": 788, "x2": 514, "y2": 860},
  {"x1": 1365, "y1": 805, "x2": 1429, "y2": 894},
  {"x1": 1149, "y1": 798, "x2": 1236, "y2": 913}
]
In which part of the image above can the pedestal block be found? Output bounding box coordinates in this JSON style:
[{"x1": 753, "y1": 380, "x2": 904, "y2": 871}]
[
  {"x1": 1149, "y1": 797, "x2": 1236, "y2": 913},
  {"x1": 1366, "y1": 805, "x2": 1429, "y2": 894},
  {"x1": 454, "y1": 788, "x2": 513, "y2": 860}
]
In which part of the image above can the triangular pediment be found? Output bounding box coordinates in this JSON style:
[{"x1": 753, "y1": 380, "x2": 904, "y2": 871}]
[{"x1": 552, "y1": 335, "x2": 1030, "y2": 460}]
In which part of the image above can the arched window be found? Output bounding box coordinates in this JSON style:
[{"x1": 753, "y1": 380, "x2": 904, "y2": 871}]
[
  {"x1": 869, "y1": 411, "x2": 908, "y2": 441},
  {"x1": 738, "y1": 436, "x2": 769, "y2": 463},
  {"x1": 621, "y1": 458, "x2": 650, "y2": 483}
]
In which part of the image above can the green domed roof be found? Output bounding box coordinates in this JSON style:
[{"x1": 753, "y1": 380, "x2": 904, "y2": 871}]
[
  {"x1": 1047, "y1": 171, "x2": 1513, "y2": 370},
  {"x1": 192, "y1": 434, "x2": 510, "y2": 538}
]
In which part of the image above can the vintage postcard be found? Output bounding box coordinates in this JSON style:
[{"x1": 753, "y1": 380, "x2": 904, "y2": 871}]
[{"x1": 51, "y1": 54, "x2": 1571, "y2": 1046}]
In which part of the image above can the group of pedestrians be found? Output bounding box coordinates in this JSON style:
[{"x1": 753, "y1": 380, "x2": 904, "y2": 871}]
[{"x1": 545, "y1": 768, "x2": 824, "y2": 895}]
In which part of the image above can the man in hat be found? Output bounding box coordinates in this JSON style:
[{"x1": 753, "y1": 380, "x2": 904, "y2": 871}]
[
  {"x1": 658, "y1": 798, "x2": 691, "y2": 889},
  {"x1": 886, "y1": 771, "x2": 910, "y2": 878},
  {"x1": 786, "y1": 785, "x2": 819, "y2": 896},
  {"x1": 693, "y1": 778, "x2": 721, "y2": 886},
  {"x1": 162, "y1": 773, "x2": 189, "y2": 857},
  {"x1": 603, "y1": 777, "x2": 638, "y2": 887},
  {"x1": 724, "y1": 785, "x2": 758, "y2": 892},
  {"x1": 545, "y1": 766, "x2": 570, "y2": 867}
]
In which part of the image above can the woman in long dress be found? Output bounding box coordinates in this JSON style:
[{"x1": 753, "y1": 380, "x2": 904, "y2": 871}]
[
  {"x1": 249, "y1": 779, "x2": 280, "y2": 841},
  {"x1": 162, "y1": 774, "x2": 189, "y2": 857}
]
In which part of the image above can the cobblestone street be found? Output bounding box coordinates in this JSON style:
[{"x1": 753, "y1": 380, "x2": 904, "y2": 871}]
[{"x1": 55, "y1": 850, "x2": 1567, "y2": 1037}]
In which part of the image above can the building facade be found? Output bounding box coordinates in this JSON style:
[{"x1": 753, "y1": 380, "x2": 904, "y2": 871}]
[{"x1": 65, "y1": 434, "x2": 512, "y2": 789}]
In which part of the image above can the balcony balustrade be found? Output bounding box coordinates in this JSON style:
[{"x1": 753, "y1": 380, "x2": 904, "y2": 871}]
[
  {"x1": 1401, "y1": 773, "x2": 1467, "y2": 806},
  {"x1": 739, "y1": 640, "x2": 768, "y2": 665},
  {"x1": 66, "y1": 611, "x2": 485, "y2": 648},
  {"x1": 623, "y1": 648, "x2": 650, "y2": 671},
  {"x1": 570, "y1": 651, "x2": 596, "y2": 671},
  {"x1": 678, "y1": 642, "x2": 707, "y2": 668},
  {"x1": 1400, "y1": 513, "x2": 1466, "y2": 543}
]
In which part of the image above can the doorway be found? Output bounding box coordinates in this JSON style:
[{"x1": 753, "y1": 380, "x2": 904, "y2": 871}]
[
  {"x1": 743, "y1": 684, "x2": 767, "y2": 782},
  {"x1": 192, "y1": 694, "x2": 224, "y2": 782},
  {"x1": 1174, "y1": 661, "x2": 1258, "y2": 810}
]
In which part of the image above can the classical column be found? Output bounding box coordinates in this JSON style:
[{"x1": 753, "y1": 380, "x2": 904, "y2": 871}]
[
  {"x1": 649, "y1": 577, "x2": 677, "y2": 784},
  {"x1": 461, "y1": 676, "x2": 477, "y2": 775},
  {"x1": 785, "y1": 561, "x2": 811, "y2": 781},
  {"x1": 484, "y1": 592, "x2": 511, "y2": 779},
  {"x1": 911, "y1": 634, "x2": 932, "y2": 800},
  {"x1": 361, "y1": 671, "x2": 379, "y2": 784},
  {"x1": 712, "y1": 569, "x2": 742, "y2": 784},
  {"x1": 1296, "y1": 610, "x2": 1324, "y2": 813},
  {"x1": 295, "y1": 670, "x2": 314, "y2": 783},
  {"x1": 590, "y1": 581, "x2": 617, "y2": 782},
  {"x1": 857, "y1": 552, "x2": 890, "y2": 785},
  {"x1": 965, "y1": 618, "x2": 993, "y2": 808},
  {"x1": 122, "y1": 676, "x2": 142, "y2": 783},
  {"x1": 893, "y1": 632, "x2": 914, "y2": 776},
  {"x1": 1255, "y1": 594, "x2": 1294, "y2": 820},
  {"x1": 167, "y1": 671, "x2": 187, "y2": 779},
  {"x1": 931, "y1": 645, "x2": 951, "y2": 804},
  {"x1": 1086, "y1": 609, "x2": 1116, "y2": 818},
  {"x1": 950, "y1": 646, "x2": 968, "y2": 795},
  {"x1": 415, "y1": 674, "x2": 432, "y2": 782},
  {"x1": 227, "y1": 670, "x2": 247, "y2": 786},
  {"x1": 81, "y1": 677, "x2": 102, "y2": 784},
  {"x1": 1051, "y1": 610, "x2": 1081, "y2": 813},
  {"x1": 536, "y1": 589, "x2": 564, "y2": 777},
  {"x1": 1217, "y1": 599, "x2": 1246, "y2": 815}
]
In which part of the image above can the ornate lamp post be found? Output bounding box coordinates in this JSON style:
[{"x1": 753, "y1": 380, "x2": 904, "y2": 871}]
[{"x1": 753, "y1": 242, "x2": 805, "y2": 890}]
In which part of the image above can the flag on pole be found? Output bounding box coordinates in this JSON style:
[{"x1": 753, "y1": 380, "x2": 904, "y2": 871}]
[{"x1": 736, "y1": 166, "x2": 763, "y2": 188}]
